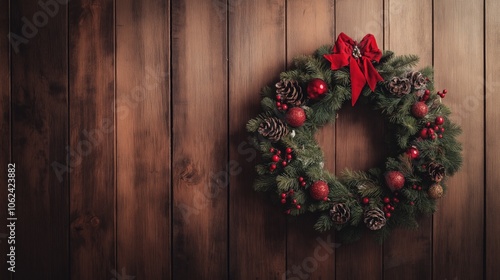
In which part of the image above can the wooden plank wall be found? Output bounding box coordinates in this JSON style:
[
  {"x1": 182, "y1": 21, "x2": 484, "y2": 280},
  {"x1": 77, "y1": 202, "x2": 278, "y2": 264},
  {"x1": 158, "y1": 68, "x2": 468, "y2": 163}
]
[{"x1": 0, "y1": 0, "x2": 498, "y2": 279}]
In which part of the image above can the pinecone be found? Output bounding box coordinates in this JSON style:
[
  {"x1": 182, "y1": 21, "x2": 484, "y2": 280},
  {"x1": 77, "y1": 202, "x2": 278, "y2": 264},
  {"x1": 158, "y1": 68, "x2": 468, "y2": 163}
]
[
  {"x1": 330, "y1": 203, "x2": 350, "y2": 225},
  {"x1": 428, "y1": 162, "x2": 445, "y2": 182},
  {"x1": 276, "y1": 80, "x2": 305, "y2": 106},
  {"x1": 364, "y1": 208, "x2": 386, "y2": 230},
  {"x1": 387, "y1": 77, "x2": 411, "y2": 96},
  {"x1": 257, "y1": 117, "x2": 289, "y2": 142},
  {"x1": 406, "y1": 71, "x2": 427, "y2": 89}
]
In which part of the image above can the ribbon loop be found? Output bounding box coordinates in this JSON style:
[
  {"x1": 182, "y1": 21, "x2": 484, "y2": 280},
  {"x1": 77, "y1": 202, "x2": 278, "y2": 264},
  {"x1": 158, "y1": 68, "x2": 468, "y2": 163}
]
[{"x1": 324, "y1": 33, "x2": 384, "y2": 106}]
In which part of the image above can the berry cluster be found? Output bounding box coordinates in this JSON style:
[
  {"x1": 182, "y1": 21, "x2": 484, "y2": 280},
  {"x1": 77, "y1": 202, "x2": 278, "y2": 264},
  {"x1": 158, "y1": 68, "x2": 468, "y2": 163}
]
[
  {"x1": 382, "y1": 196, "x2": 400, "y2": 218},
  {"x1": 275, "y1": 96, "x2": 289, "y2": 111},
  {"x1": 280, "y1": 189, "x2": 301, "y2": 214},
  {"x1": 419, "y1": 116, "x2": 445, "y2": 140},
  {"x1": 437, "y1": 89, "x2": 448, "y2": 98},
  {"x1": 269, "y1": 147, "x2": 294, "y2": 171}
]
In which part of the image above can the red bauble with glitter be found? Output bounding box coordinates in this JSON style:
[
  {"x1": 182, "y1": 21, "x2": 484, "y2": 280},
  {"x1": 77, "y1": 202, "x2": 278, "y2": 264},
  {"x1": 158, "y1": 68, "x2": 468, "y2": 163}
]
[
  {"x1": 309, "y1": 180, "x2": 329, "y2": 200},
  {"x1": 286, "y1": 107, "x2": 306, "y2": 127},
  {"x1": 307, "y1": 78, "x2": 328, "y2": 99},
  {"x1": 385, "y1": 171, "x2": 405, "y2": 192},
  {"x1": 411, "y1": 102, "x2": 428, "y2": 118}
]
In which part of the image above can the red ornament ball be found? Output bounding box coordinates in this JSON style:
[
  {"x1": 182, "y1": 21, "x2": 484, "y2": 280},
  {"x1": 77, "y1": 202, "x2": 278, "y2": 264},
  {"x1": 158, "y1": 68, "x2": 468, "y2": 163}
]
[
  {"x1": 309, "y1": 180, "x2": 330, "y2": 200},
  {"x1": 406, "y1": 146, "x2": 419, "y2": 159},
  {"x1": 286, "y1": 107, "x2": 307, "y2": 127},
  {"x1": 307, "y1": 78, "x2": 328, "y2": 99},
  {"x1": 435, "y1": 116, "x2": 445, "y2": 125},
  {"x1": 385, "y1": 171, "x2": 405, "y2": 192},
  {"x1": 411, "y1": 102, "x2": 428, "y2": 118},
  {"x1": 271, "y1": 155, "x2": 280, "y2": 162}
]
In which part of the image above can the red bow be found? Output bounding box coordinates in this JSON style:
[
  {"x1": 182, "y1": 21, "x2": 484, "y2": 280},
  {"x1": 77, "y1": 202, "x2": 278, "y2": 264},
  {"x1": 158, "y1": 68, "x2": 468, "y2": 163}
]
[{"x1": 324, "y1": 33, "x2": 383, "y2": 106}]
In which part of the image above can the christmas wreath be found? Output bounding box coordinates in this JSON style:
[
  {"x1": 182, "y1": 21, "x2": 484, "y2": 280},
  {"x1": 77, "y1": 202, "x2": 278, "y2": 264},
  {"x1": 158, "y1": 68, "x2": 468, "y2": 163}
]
[{"x1": 246, "y1": 33, "x2": 462, "y2": 242}]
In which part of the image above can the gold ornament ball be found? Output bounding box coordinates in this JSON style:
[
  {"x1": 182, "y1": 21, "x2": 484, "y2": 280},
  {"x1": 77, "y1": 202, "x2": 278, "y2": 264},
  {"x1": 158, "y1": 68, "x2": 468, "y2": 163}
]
[{"x1": 428, "y1": 184, "x2": 444, "y2": 199}]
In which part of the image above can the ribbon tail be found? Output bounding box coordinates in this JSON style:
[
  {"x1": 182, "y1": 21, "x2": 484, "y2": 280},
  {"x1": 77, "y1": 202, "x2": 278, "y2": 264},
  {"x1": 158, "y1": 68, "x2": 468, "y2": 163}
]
[
  {"x1": 362, "y1": 58, "x2": 384, "y2": 91},
  {"x1": 349, "y1": 59, "x2": 366, "y2": 106}
]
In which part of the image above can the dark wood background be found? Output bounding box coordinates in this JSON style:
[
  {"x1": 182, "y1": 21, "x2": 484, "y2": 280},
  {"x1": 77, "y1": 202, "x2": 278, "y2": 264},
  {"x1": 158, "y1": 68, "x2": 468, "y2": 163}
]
[{"x1": 0, "y1": 0, "x2": 498, "y2": 279}]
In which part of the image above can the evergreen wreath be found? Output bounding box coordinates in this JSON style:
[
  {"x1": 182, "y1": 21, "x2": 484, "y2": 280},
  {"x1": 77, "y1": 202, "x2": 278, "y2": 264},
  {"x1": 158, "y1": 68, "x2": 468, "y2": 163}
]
[{"x1": 246, "y1": 33, "x2": 462, "y2": 242}]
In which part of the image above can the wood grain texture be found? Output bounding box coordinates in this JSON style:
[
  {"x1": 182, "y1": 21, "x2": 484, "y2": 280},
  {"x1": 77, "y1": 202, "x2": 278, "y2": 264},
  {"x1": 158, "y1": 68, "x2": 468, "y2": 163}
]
[
  {"x1": 171, "y1": 0, "x2": 227, "y2": 278},
  {"x1": 0, "y1": 0, "x2": 10, "y2": 278},
  {"x1": 116, "y1": 0, "x2": 171, "y2": 278},
  {"x1": 68, "y1": 1, "x2": 115, "y2": 279},
  {"x1": 334, "y1": 0, "x2": 384, "y2": 279},
  {"x1": 10, "y1": 0, "x2": 69, "y2": 278},
  {"x1": 228, "y1": 0, "x2": 286, "y2": 279},
  {"x1": 382, "y1": 1, "x2": 432, "y2": 279},
  {"x1": 286, "y1": 1, "x2": 337, "y2": 279},
  {"x1": 434, "y1": 0, "x2": 484, "y2": 279},
  {"x1": 486, "y1": 0, "x2": 499, "y2": 278}
]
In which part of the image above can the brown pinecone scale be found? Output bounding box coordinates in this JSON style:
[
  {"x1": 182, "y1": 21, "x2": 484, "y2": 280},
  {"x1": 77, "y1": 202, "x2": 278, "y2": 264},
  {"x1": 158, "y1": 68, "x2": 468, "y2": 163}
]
[
  {"x1": 330, "y1": 203, "x2": 351, "y2": 225},
  {"x1": 406, "y1": 71, "x2": 427, "y2": 89},
  {"x1": 428, "y1": 162, "x2": 445, "y2": 182},
  {"x1": 364, "y1": 208, "x2": 386, "y2": 230},
  {"x1": 257, "y1": 117, "x2": 289, "y2": 142},
  {"x1": 276, "y1": 80, "x2": 305, "y2": 106},
  {"x1": 387, "y1": 77, "x2": 411, "y2": 96}
]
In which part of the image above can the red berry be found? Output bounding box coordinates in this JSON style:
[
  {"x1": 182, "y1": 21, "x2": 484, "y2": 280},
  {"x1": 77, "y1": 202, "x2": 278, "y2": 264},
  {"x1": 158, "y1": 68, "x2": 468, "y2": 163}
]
[
  {"x1": 281, "y1": 199, "x2": 286, "y2": 204},
  {"x1": 420, "y1": 128, "x2": 428, "y2": 139},
  {"x1": 296, "y1": 205, "x2": 301, "y2": 209},
  {"x1": 270, "y1": 148, "x2": 275, "y2": 153},
  {"x1": 441, "y1": 127, "x2": 445, "y2": 132},
  {"x1": 431, "y1": 134, "x2": 436, "y2": 140},
  {"x1": 276, "y1": 102, "x2": 281, "y2": 107},
  {"x1": 286, "y1": 155, "x2": 292, "y2": 160},
  {"x1": 281, "y1": 161, "x2": 287, "y2": 167},
  {"x1": 383, "y1": 197, "x2": 390, "y2": 203},
  {"x1": 281, "y1": 193, "x2": 286, "y2": 198},
  {"x1": 298, "y1": 177, "x2": 304, "y2": 182},
  {"x1": 276, "y1": 94, "x2": 281, "y2": 100},
  {"x1": 390, "y1": 206, "x2": 395, "y2": 211},
  {"x1": 426, "y1": 122, "x2": 431, "y2": 127},
  {"x1": 285, "y1": 210, "x2": 291, "y2": 215},
  {"x1": 418, "y1": 186, "x2": 422, "y2": 191},
  {"x1": 292, "y1": 199, "x2": 297, "y2": 204},
  {"x1": 289, "y1": 190, "x2": 294, "y2": 195},
  {"x1": 424, "y1": 89, "x2": 430, "y2": 95},
  {"x1": 438, "y1": 134, "x2": 443, "y2": 138},
  {"x1": 300, "y1": 181, "x2": 306, "y2": 187},
  {"x1": 281, "y1": 104, "x2": 288, "y2": 111},
  {"x1": 323, "y1": 197, "x2": 329, "y2": 201},
  {"x1": 286, "y1": 148, "x2": 293, "y2": 154},
  {"x1": 277, "y1": 150, "x2": 281, "y2": 155},
  {"x1": 410, "y1": 201, "x2": 415, "y2": 206},
  {"x1": 385, "y1": 212, "x2": 391, "y2": 218},
  {"x1": 393, "y1": 198, "x2": 399, "y2": 203},
  {"x1": 435, "y1": 116, "x2": 445, "y2": 125},
  {"x1": 286, "y1": 107, "x2": 307, "y2": 127},
  {"x1": 270, "y1": 164, "x2": 277, "y2": 170},
  {"x1": 443, "y1": 89, "x2": 448, "y2": 94},
  {"x1": 272, "y1": 155, "x2": 280, "y2": 162},
  {"x1": 428, "y1": 128, "x2": 435, "y2": 135},
  {"x1": 362, "y1": 197, "x2": 370, "y2": 204}
]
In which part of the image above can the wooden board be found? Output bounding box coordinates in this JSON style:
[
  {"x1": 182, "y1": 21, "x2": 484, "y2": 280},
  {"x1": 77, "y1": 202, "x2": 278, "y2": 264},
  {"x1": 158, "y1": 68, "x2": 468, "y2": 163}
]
[
  {"x1": 116, "y1": 0, "x2": 171, "y2": 278},
  {"x1": 68, "y1": 1, "x2": 115, "y2": 279},
  {"x1": 0, "y1": 0, "x2": 10, "y2": 278},
  {"x1": 228, "y1": 0, "x2": 286, "y2": 278},
  {"x1": 171, "y1": 0, "x2": 227, "y2": 278},
  {"x1": 285, "y1": 1, "x2": 337, "y2": 279},
  {"x1": 382, "y1": 1, "x2": 432, "y2": 279},
  {"x1": 334, "y1": 0, "x2": 384, "y2": 279},
  {"x1": 486, "y1": 0, "x2": 500, "y2": 278},
  {"x1": 433, "y1": 0, "x2": 484, "y2": 279},
  {"x1": 10, "y1": 1, "x2": 69, "y2": 278}
]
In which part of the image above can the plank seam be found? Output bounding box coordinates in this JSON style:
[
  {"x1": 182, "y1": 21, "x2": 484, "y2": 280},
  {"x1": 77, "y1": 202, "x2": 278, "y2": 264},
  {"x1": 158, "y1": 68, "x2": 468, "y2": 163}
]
[
  {"x1": 226, "y1": 0, "x2": 230, "y2": 278},
  {"x1": 482, "y1": 0, "x2": 487, "y2": 278}
]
